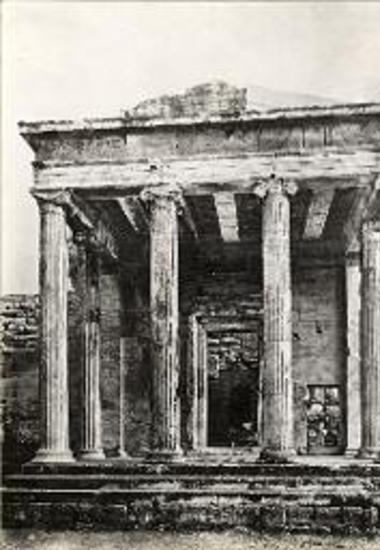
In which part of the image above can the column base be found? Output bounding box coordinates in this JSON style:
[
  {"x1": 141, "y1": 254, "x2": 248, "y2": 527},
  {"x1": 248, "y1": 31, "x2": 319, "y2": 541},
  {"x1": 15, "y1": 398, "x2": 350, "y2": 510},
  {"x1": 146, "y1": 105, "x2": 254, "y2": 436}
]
[
  {"x1": 114, "y1": 449, "x2": 133, "y2": 460},
  {"x1": 147, "y1": 448, "x2": 184, "y2": 462},
  {"x1": 258, "y1": 447, "x2": 297, "y2": 464},
  {"x1": 32, "y1": 448, "x2": 75, "y2": 464},
  {"x1": 345, "y1": 447, "x2": 361, "y2": 458},
  {"x1": 78, "y1": 448, "x2": 105, "y2": 461},
  {"x1": 357, "y1": 447, "x2": 380, "y2": 460}
]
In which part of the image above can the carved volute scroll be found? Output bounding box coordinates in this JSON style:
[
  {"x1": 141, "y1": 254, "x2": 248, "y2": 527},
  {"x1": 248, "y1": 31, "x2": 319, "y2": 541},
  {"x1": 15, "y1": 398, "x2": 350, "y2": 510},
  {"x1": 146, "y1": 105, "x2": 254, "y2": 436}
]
[{"x1": 253, "y1": 174, "x2": 298, "y2": 200}]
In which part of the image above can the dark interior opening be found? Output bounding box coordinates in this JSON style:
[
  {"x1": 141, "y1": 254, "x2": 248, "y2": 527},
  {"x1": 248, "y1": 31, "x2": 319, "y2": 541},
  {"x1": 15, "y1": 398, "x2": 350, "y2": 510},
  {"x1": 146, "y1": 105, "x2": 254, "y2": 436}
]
[{"x1": 207, "y1": 329, "x2": 260, "y2": 447}]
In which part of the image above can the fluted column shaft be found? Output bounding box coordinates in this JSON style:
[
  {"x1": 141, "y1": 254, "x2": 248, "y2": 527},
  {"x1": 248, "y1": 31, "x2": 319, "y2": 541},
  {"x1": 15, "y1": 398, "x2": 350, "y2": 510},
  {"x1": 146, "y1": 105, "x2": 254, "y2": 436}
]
[
  {"x1": 119, "y1": 337, "x2": 129, "y2": 458},
  {"x1": 150, "y1": 196, "x2": 181, "y2": 455},
  {"x1": 260, "y1": 181, "x2": 295, "y2": 459},
  {"x1": 34, "y1": 200, "x2": 73, "y2": 462},
  {"x1": 360, "y1": 222, "x2": 380, "y2": 458},
  {"x1": 76, "y1": 236, "x2": 104, "y2": 460},
  {"x1": 345, "y1": 253, "x2": 362, "y2": 455},
  {"x1": 188, "y1": 315, "x2": 208, "y2": 451},
  {"x1": 197, "y1": 323, "x2": 208, "y2": 450}
]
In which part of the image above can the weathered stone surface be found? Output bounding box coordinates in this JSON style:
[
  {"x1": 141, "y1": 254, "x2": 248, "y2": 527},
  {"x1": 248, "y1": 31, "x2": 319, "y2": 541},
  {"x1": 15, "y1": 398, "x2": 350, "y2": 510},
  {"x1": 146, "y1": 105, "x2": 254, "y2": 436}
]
[
  {"x1": 360, "y1": 222, "x2": 380, "y2": 457},
  {"x1": 33, "y1": 151, "x2": 380, "y2": 195},
  {"x1": 345, "y1": 254, "x2": 362, "y2": 455},
  {"x1": 33, "y1": 200, "x2": 73, "y2": 462},
  {"x1": 5, "y1": 461, "x2": 380, "y2": 532},
  {"x1": 131, "y1": 82, "x2": 247, "y2": 121},
  {"x1": 186, "y1": 314, "x2": 208, "y2": 451},
  {"x1": 76, "y1": 240, "x2": 104, "y2": 460},
  {"x1": 0, "y1": 295, "x2": 40, "y2": 469},
  {"x1": 150, "y1": 195, "x2": 181, "y2": 454},
  {"x1": 99, "y1": 272, "x2": 123, "y2": 454},
  {"x1": 259, "y1": 179, "x2": 294, "y2": 458},
  {"x1": 0, "y1": 295, "x2": 39, "y2": 353},
  {"x1": 20, "y1": 93, "x2": 380, "y2": 165}
]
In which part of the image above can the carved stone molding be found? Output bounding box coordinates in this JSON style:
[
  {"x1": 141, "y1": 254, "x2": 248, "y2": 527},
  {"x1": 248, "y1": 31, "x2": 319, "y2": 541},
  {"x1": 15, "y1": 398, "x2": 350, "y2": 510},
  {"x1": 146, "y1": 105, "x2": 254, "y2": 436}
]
[
  {"x1": 253, "y1": 175, "x2": 298, "y2": 199},
  {"x1": 32, "y1": 188, "x2": 73, "y2": 210},
  {"x1": 32, "y1": 189, "x2": 118, "y2": 261},
  {"x1": 140, "y1": 182, "x2": 184, "y2": 209},
  {"x1": 139, "y1": 183, "x2": 199, "y2": 241}
]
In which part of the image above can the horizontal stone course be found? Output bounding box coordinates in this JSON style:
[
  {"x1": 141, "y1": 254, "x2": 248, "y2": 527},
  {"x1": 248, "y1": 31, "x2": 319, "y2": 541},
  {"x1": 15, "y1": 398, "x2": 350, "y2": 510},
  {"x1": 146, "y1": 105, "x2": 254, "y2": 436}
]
[
  {"x1": 3, "y1": 500, "x2": 380, "y2": 533},
  {"x1": 3, "y1": 462, "x2": 380, "y2": 532}
]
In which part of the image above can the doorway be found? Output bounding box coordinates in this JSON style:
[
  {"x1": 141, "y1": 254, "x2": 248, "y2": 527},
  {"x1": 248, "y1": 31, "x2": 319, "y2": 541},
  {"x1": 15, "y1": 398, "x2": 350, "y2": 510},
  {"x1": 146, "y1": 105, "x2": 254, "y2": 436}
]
[{"x1": 207, "y1": 327, "x2": 261, "y2": 448}]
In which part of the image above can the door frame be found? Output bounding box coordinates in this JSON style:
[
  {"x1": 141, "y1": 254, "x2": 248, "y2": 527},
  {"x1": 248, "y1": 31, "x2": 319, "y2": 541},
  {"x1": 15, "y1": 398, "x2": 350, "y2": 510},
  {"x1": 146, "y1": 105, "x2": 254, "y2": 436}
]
[{"x1": 187, "y1": 311, "x2": 263, "y2": 452}]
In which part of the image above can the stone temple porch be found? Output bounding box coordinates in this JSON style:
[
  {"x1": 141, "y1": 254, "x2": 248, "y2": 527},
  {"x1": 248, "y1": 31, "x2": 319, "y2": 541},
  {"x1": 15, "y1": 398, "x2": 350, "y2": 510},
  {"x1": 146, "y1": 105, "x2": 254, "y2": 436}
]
[{"x1": 3, "y1": 82, "x2": 380, "y2": 531}]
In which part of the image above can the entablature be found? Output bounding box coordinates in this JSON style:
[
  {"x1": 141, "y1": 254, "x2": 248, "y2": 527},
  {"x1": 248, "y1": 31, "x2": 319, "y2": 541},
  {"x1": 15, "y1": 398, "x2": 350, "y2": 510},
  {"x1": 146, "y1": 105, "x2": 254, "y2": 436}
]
[{"x1": 19, "y1": 103, "x2": 380, "y2": 165}]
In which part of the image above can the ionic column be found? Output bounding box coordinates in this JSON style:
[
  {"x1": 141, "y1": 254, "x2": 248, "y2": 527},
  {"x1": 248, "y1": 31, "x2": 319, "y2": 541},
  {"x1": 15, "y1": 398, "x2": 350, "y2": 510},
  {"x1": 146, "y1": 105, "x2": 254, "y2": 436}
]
[
  {"x1": 359, "y1": 222, "x2": 380, "y2": 458},
  {"x1": 119, "y1": 337, "x2": 129, "y2": 458},
  {"x1": 345, "y1": 252, "x2": 361, "y2": 456},
  {"x1": 149, "y1": 193, "x2": 182, "y2": 456},
  {"x1": 255, "y1": 177, "x2": 297, "y2": 461},
  {"x1": 188, "y1": 315, "x2": 208, "y2": 451},
  {"x1": 197, "y1": 322, "x2": 208, "y2": 450},
  {"x1": 34, "y1": 199, "x2": 73, "y2": 462},
  {"x1": 76, "y1": 236, "x2": 104, "y2": 460}
]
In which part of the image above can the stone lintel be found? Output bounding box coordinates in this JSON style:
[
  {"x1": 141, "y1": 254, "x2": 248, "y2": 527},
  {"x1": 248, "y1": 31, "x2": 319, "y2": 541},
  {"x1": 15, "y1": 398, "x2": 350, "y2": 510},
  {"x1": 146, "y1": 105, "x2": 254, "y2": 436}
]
[{"x1": 32, "y1": 153, "x2": 378, "y2": 195}]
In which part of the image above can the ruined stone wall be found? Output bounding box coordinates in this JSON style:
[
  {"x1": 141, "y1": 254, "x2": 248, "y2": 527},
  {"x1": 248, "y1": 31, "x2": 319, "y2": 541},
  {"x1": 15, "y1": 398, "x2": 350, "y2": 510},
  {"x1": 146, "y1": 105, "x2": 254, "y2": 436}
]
[
  {"x1": 181, "y1": 270, "x2": 262, "y2": 316},
  {"x1": 0, "y1": 295, "x2": 40, "y2": 469}
]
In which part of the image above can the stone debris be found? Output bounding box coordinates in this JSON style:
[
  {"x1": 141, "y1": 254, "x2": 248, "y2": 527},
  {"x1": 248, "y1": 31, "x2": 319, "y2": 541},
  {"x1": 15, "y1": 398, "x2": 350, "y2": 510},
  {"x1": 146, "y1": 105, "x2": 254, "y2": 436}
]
[{"x1": 130, "y1": 81, "x2": 247, "y2": 120}]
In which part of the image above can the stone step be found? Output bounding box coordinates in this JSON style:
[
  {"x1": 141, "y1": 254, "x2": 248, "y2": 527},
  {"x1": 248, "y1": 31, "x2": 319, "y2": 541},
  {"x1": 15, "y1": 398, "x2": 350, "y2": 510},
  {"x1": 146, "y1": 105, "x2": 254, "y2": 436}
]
[
  {"x1": 3, "y1": 484, "x2": 380, "y2": 533},
  {"x1": 3, "y1": 485, "x2": 376, "y2": 505},
  {"x1": 3, "y1": 467, "x2": 380, "y2": 533},
  {"x1": 4, "y1": 473, "x2": 380, "y2": 491},
  {"x1": 18, "y1": 460, "x2": 380, "y2": 478}
]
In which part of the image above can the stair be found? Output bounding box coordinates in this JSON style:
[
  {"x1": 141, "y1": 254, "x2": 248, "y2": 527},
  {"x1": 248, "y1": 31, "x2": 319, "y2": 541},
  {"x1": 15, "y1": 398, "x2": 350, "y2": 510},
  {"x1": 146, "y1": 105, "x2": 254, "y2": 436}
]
[{"x1": 3, "y1": 460, "x2": 380, "y2": 533}]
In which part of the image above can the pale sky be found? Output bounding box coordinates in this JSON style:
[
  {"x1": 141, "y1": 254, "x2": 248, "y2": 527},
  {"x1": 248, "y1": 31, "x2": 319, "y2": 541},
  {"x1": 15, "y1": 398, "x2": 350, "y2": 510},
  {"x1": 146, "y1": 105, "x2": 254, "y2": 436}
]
[{"x1": 2, "y1": 2, "x2": 380, "y2": 294}]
